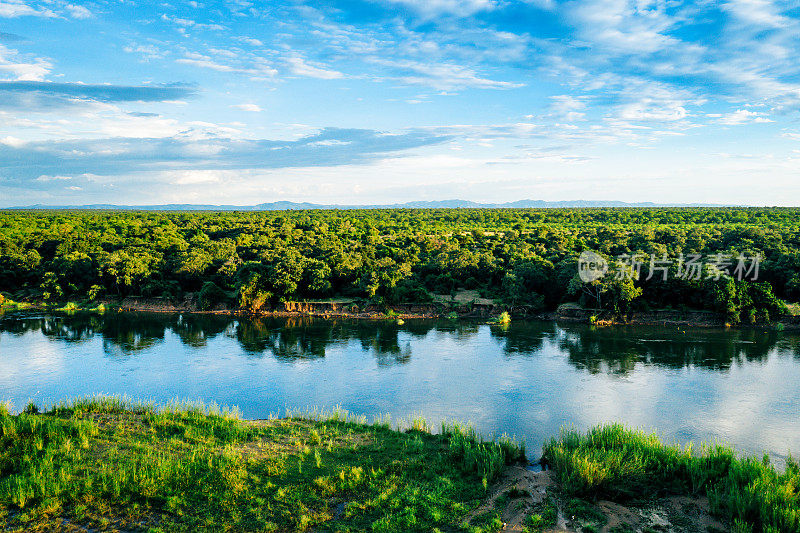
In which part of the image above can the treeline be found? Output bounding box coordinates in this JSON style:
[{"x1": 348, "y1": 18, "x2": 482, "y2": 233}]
[{"x1": 0, "y1": 208, "x2": 798, "y2": 323}]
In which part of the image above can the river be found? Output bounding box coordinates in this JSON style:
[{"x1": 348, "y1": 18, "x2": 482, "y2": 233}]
[{"x1": 1, "y1": 311, "x2": 799, "y2": 462}]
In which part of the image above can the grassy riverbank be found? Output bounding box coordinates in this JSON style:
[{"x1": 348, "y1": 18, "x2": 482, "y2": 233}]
[
  {"x1": 2, "y1": 399, "x2": 798, "y2": 532},
  {"x1": 0, "y1": 398, "x2": 526, "y2": 532},
  {"x1": 543, "y1": 424, "x2": 800, "y2": 533}
]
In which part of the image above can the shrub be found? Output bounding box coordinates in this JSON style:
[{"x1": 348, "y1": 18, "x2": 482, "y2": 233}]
[{"x1": 198, "y1": 281, "x2": 227, "y2": 310}]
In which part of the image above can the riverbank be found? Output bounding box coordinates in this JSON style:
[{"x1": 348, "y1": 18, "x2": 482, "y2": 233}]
[
  {"x1": 543, "y1": 425, "x2": 800, "y2": 533},
  {"x1": 0, "y1": 398, "x2": 525, "y2": 532},
  {"x1": 4, "y1": 294, "x2": 799, "y2": 331},
  {"x1": 1, "y1": 398, "x2": 796, "y2": 532}
]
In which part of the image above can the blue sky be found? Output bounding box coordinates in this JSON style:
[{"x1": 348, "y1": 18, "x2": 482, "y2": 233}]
[{"x1": 1, "y1": 0, "x2": 800, "y2": 206}]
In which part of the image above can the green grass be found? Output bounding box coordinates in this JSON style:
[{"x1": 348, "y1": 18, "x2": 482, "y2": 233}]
[
  {"x1": 0, "y1": 397, "x2": 525, "y2": 532},
  {"x1": 543, "y1": 424, "x2": 800, "y2": 533},
  {"x1": 522, "y1": 497, "x2": 558, "y2": 532}
]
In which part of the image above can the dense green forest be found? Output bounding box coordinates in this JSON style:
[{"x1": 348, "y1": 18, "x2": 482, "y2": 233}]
[{"x1": 0, "y1": 208, "x2": 797, "y2": 323}]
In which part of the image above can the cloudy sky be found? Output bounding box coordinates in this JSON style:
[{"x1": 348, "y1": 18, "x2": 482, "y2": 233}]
[{"x1": 1, "y1": 0, "x2": 800, "y2": 206}]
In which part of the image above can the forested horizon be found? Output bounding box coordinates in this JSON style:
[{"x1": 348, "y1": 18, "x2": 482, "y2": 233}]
[{"x1": 1, "y1": 208, "x2": 797, "y2": 324}]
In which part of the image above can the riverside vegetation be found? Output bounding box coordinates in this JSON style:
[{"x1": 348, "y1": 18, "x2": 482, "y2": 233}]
[
  {"x1": 0, "y1": 397, "x2": 798, "y2": 532},
  {"x1": 0, "y1": 208, "x2": 796, "y2": 323},
  {"x1": 543, "y1": 425, "x2": 800, "y2": 533},
  {"x1": 0, "y1": 397, "x2": 527, "y2": 532}
]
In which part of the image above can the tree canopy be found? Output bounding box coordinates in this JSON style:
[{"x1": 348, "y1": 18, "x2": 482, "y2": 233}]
[{"x1": 0, "y1": 207, "x2": 796, "y2": 323}]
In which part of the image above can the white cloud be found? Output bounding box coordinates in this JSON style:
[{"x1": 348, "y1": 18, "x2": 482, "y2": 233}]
[
  {"x1": 176, "y1": 55, "x2": 237, "y2": 72},
  {"x1": 377, "y1": 0, "x2": 497, "y2": 17},
  {"x1": 123, "y1": 44, "x2": 166, "y2": 61},
  {"x1": 176, "y1": 52, "x2": 278, "y2": 77},
  {"x1": 619, "y1": 99, "x2": 688, "y2": 122},
  {"x1": 567, "y1": 0, "x2": 683, "y2": 54},
  {"x1": 173, "y1": 169, "x2": 227, "y2": 184},
  {"x1": 716, "y1": 109, "x2": 773, "y2": 125},
  {"x1": 373, "y1": 58, "x2": 522, "y2": 90},
  {"x1": 35, "y1": 174, "x2": 72, "y2": 181},
  {"x1": 527, "y1": 0, "x2": 800, "y2": 115},
  {"x1": 230, "y1": 103, "x2": 262, "y2": 112},
  {"x1": 0, "y1": 43, "x2": 51, "y2": 80},
  {"x1": 0, "y1": 0, "x2": 55, "y2": 18},
  {"x1": 0, "y1": 59, "x2": 50, "y2": 80},
  {"x1": 65, "y1": 4, "x2": 91, "y2": 19},
  {"x1": 548, "y1": 95, "x2": 587, "y2": 121},
  {"x1": 308, "y1": 139, "x2": 351, "y2": 147},
  {"x1": 97, "y1": 114, "x2": 183, "y2": 138},
  {"x1": 0, "y1": 135, "x2": 25, "y2": 147},
  {"x1": 285, "y1": 55, "x2": 343, "y2": 80},
  {"x1": 161, "y1": 13, "x2": 226, "y2": 31},
  {"x1": 723, "y1": 0, "x2": 790, "y2": 28},
  {"x1": 237, "y1": 36, "x2": 263, "y2": 47}
]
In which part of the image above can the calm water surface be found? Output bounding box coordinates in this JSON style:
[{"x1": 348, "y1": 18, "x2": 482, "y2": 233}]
[{"x1": 1, "y1": 311, "x2": 799, "y2": 461}]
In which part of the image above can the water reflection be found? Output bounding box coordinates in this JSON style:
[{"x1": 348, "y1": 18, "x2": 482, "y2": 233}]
[
  {"x1": 554, "y1": 325, "x2": 793, "y2": 373},
  {"x1": 2, "y1": 311, "x2": 800, "y2": 462},
  {"x1": 0, "y1": 311, "x2": 795, "y2": 371}
]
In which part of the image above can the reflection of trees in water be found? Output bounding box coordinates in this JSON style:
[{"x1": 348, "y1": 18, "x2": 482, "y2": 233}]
[
  {"x1": 267, "y1": 321, "x2": 331, "y2": 362},
  {"x1": 0, "y1": 312, "x2": 168, "y2": 354},
  {"x1": 552, "y1": 324, "x2": 782, "y2": 374},
  {"x1": 0, "y1": 313, "x2": 452, "y2": 363},
  {"x1": 353, "y1": 321, "x2": 409, "y2": 366},
  {"x1": 217, "y1": 316, "x2": 445, "y2": 364},
  {"x1": 775, "y1": 336, "x2": 800, "y2": 361},
  {"x1": 429, "y1": 321, "x2": 481, "y2": 340},
  {"x1": 488, "y1": 322, "x2": 554, "y2": 355},
  {"x1": 355, "y1": 321, "x2": 401, "y2": 354},
  {"x1": 0, "y1": 312, "x2": 240, "y2": 355},
  {"x1": 236, "y1": 318, "x2": 428, "y2": 364},
  {"x1": 98, "y1": 313, "x2": 167, "y2": 354},
  {"x1": 1, "y1": 312, "x2": 795, "y2": 371},
  {"x1": 485, "y1": 320, "x2": 791, "y2": 373},
  {"x1": 0, "y1": 314, "x2": 101, "y2": 342},
  {"x1": 404, "y1": 321, "x2": 440, "y2": 338},
  {"x1": 170, "y1": 314, "x2": 232, "y2": 347},
  {"x1": 236, "y1": 317, "x2": 335, "y2": 361}
]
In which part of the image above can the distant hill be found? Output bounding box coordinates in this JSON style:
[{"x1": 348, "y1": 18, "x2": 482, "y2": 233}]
[{"x1": 5, "y1": 199, "x2": 731, "y2": 210}]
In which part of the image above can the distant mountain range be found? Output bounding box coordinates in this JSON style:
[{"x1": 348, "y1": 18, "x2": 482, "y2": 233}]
[{"x1": 4, "y1": 199, "x2": 732, "y2": 210}]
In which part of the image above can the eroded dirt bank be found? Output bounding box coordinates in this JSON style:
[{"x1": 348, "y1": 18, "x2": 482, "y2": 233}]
[
  {"x1": 102, "y1": 296, "x2": 800, "y2": 330},
  {"x1": 5, "y1": 295, "x2": 798, "y2": 330},
  {"x1": 479, "y1": 465, "x2": 728, "y2": 533}
]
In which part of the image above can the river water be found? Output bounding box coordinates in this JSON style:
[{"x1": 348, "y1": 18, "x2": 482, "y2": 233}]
[{"x1": 1, "y1": 311, "x2": 799, "y2": 462}]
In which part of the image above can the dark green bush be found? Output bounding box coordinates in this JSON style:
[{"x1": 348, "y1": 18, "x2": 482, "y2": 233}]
[{"x1": 198, "y1": 281, "x2": 228, "y2": 310}]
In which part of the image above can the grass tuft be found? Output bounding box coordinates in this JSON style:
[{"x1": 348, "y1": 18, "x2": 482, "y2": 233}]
[
  {"x1": 443, "y1": 422, "x2": 526, "y2": 484},
  {"x1": 543, "y1": 424, "x2": 800, "y2": 533},
  {"x1": 45, "y1": 395, "x2": 156, "y2": 417}
]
